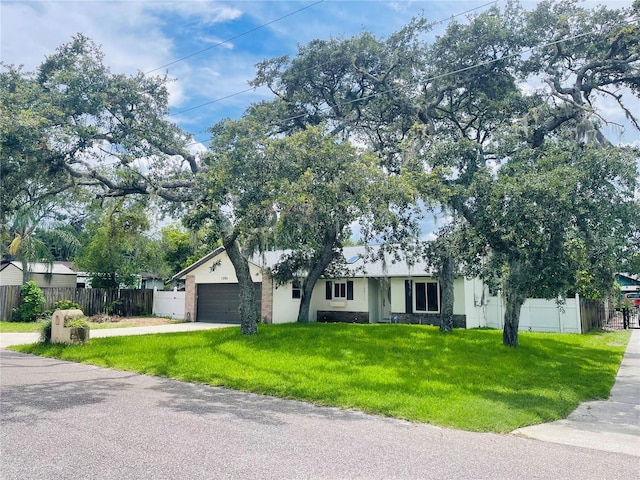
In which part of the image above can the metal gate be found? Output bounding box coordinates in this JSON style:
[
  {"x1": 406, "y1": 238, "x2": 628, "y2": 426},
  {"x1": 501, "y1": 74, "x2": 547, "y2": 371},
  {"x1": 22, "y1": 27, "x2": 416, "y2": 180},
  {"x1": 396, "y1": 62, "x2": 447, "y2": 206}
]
[{"x1": 606, "y1": 308, "x2": 640, "y2": 330}]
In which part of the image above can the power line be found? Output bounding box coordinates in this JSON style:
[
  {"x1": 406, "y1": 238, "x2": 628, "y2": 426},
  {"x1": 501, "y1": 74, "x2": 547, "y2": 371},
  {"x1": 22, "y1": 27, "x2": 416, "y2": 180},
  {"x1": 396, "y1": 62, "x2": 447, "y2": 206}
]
[
  {"x1": 168, "y1": 0, "x2": 499, "y2": 118},
  {"x1": 183, "y1": 18, "x2": 636, "y2": 148},
  {"x1": 145, "y1": 0, "x2": 325, "y2": 75}
]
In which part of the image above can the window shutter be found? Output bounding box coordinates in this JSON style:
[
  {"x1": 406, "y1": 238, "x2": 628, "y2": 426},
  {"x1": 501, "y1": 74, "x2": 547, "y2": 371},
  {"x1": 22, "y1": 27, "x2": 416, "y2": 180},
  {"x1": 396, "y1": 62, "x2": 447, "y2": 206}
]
[
  {"x1": 405, "y1": 280, "x2": 413, "y2": 313},
  {"x1": 347, "y1": 281, "x2": 354, "y2": 300},
  {"x1": 326, "y1": 281, "x2": 332, "y2": 300}
]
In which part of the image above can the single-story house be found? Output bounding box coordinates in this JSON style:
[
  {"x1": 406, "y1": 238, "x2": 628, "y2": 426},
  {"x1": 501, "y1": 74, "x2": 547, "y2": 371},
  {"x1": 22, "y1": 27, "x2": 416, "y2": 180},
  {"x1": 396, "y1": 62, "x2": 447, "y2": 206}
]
[
  {"x1": 0, "y1": 261, "x2": 78, "y2": 288},
  {"x1": 173, "y1": 246, "x2": 486, "y2": 328},
  {"x1": 616, "y1": 273, "x2": 640, "y2": 293},
  {"x1": 172, "y1": 246, "x2": 602, "y2": 333}
]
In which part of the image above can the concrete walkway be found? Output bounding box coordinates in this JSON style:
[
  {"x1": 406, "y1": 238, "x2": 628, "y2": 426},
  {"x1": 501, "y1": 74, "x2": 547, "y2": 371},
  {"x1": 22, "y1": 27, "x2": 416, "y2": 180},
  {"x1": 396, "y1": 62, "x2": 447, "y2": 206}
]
[
  {"x1": 514, "y1": 329, "x2": 640, "y2": 456},
  {"x1": 0, "y1": 322, "x2": 234, "y2": 348}
]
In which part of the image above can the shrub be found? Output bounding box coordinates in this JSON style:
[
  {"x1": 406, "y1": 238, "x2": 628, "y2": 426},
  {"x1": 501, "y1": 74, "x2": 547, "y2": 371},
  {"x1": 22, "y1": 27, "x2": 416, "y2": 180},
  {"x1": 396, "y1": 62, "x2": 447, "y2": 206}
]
[
  {"x1": 39, "y1": 319, "x2": 52, "y2": 344},
  {"x1": 12, "y1": 281, "x2": 45, "y2": 322},
  {"x1": 54, "y1": 299, "x2": 82, "y2": 311},
  {"x1": 65, "y1": 317, "x2": 89, "y2": 328},
  {"x1": 66, "y1": 317, "x2": 90, "y2": 343},
  {"x1": 43, "y1": 299, "x2": 82, "y2": 318}
]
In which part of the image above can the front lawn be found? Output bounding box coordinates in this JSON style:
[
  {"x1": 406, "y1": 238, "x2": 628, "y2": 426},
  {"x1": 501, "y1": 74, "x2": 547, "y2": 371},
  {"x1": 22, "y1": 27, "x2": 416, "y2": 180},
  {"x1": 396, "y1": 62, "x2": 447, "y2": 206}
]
[
  {"x1": 0, "y1": 321, "x2": 45, "y2": 332},
  {"x1": 11, "y1": 323, "x2": 629, "y2": 432}
]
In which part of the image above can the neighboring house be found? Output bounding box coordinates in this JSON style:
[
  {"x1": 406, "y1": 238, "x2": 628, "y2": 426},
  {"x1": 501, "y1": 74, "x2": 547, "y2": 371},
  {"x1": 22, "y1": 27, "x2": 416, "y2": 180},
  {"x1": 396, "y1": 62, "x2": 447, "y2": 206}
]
[
  {"x1": 0, "y1": 261, "x2": 78, "y2": 288},
  {"x1": 140, "y1": 273, "x2": 165, "y2": 290},
  {"x1": 173, "y1": 246, "x2": 486, "y2": 328},
  {"x1": 616, "y1": 273, "x2": 640, "y2": 293}
]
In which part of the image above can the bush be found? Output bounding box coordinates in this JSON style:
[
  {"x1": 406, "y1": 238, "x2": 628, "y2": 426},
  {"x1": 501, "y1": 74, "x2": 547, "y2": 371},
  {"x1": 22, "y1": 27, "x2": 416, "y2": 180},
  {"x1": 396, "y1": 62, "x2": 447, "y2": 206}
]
[
  {"x1": 39, "y1": 319, "x2": 52, "y2": 344},
  {"x1": 54, "y1": 299, "x2": 82, "y2": 311},
  {"x1": 12, "y1": 281, "x2": 45, "y2": 322},
  {"x1": 43, "y1": 299, "x2": 82, "y2": 318},
  {"x1": 65, "y1": 317, "x2": 89, "y2": 328}
]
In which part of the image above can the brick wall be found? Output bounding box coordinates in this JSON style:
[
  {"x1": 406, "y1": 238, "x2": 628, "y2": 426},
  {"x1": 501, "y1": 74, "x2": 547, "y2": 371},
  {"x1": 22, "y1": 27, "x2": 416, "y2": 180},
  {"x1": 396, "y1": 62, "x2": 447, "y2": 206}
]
[
  {"x1": 391, "y1": 313, "x2": 466, "y2": 328},
  {"x1": 185, "y1": 275, "x2": 196, "y2": 322},
  {"x1": 317, "y1": 311, "x2": 370, "y2": 324},
  {"x1": 261, "y1": 273, "x2": 273, "y2": 324}
]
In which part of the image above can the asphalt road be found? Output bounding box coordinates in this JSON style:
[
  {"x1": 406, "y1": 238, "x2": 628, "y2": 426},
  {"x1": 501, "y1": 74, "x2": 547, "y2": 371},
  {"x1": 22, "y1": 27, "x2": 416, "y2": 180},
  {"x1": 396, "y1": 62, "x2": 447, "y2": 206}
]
[{"x1": 1, "y1": 350, "x2": 638, "y2": 480}]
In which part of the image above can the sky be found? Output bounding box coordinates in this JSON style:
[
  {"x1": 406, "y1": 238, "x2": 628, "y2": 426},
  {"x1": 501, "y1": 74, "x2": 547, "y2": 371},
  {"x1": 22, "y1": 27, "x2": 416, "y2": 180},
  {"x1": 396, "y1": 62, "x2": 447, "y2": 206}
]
[
  {"x1": 2, "y1": 0, "x2": 516, "y2": 146},
  {"x1": 1, "y1": 0, "x2": 638, "y2": 238},
  {"x1": 3, "y1": 0, "x2": 637, "y2": 147}
]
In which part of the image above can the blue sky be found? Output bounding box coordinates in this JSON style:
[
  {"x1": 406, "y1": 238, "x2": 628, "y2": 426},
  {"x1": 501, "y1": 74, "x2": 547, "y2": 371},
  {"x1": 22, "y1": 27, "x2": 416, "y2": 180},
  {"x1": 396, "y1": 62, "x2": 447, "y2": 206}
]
[
  {"x1": 2, "y1": 0, "x2": 637, "y2": 147},
  {"x1": 4, "y1": 0, "x2": 487, "y2": 143}
]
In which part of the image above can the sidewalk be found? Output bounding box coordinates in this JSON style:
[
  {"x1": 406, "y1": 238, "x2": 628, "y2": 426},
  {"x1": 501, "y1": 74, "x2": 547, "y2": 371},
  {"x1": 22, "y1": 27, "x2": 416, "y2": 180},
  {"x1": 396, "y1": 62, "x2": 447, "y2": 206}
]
[
  {"x1": 514, "y1": 329, "x2": 640, "y2": 456},
  {"x1": 0, "y1": 322, "x2": 234, "y2": 348}
]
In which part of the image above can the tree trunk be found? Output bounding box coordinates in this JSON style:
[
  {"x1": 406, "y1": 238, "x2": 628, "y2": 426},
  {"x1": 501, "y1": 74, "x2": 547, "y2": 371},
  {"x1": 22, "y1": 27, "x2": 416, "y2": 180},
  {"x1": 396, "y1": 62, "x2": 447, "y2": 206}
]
[
  {"x1": 223, "y1": 235, "x2": 259, "y2": 335},
  {"x1": 439, "y1": 253, "x2": 454, "y2": 332},
  {"x1": 21, "y1": 258, "x2": 29, "y2": 284},
  {"x1": 297, "y1": 228, "x2": 337, "y2": 323},
  {"x1": 503, "y1": 260, "x2": 525, "y2": 347}
]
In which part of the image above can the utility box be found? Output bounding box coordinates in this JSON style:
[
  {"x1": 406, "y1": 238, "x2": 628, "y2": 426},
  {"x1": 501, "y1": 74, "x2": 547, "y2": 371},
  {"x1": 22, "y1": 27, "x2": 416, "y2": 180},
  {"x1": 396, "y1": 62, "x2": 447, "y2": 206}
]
[{"x1": 51, "y1": 309, "x2": 90, "y2": 344}]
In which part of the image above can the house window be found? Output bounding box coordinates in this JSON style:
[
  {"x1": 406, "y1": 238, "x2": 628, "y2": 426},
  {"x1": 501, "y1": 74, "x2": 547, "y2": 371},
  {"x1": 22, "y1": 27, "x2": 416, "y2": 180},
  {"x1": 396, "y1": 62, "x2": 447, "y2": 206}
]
[
  {"x1": 415, "y1": 281, "x2": 439, "y2": 312},
  {"x1": 325, "y1": 280, "x2": 354, "y2": 300},
  {"x1": 292, "y1": 280, "x2": 302, "y2": 300}
]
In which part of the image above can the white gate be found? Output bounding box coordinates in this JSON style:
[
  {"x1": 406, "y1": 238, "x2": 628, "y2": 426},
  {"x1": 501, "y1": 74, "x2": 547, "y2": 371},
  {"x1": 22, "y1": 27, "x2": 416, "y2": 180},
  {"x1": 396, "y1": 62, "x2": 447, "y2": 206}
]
[
  {"x1": 485, "y1": 294, "x2": 582, "y2": 333},
  {"x1": 152, "y1": 289, "x2": 186, "y2": 319}
]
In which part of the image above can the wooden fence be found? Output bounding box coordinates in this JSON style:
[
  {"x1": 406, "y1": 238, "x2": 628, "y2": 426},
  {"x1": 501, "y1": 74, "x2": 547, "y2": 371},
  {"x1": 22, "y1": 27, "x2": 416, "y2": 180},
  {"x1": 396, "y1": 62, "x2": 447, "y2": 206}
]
[
  {"x1": 579, "y1": 297, "x2": 606, "y2": 333},
  {"x1": 0, "y1": 286, "x2": 153, "y2": 321}
]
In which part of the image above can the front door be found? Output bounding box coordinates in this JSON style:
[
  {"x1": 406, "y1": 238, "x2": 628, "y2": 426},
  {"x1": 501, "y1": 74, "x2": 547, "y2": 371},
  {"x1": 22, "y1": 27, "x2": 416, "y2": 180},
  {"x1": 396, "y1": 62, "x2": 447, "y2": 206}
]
[{"x1": 380, "y1": 280, "x2": 391, "y2": 322}]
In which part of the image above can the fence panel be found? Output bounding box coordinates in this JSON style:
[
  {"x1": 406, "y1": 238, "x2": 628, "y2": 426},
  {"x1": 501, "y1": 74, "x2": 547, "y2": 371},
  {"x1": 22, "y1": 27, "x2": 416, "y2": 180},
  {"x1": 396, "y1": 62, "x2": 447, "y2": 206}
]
[
  {"x1": 153, "y1": 290, "x2": 186, "y2": 319},
  {"x1": 579, "y1": 297, "x2": 605, "y2": 332},
  {"x1": 0, "y1": 286, "x2": 21, "y2": 321},
  {"x1": 0, "y1": 286, "x2": 154, "y2": 320}
]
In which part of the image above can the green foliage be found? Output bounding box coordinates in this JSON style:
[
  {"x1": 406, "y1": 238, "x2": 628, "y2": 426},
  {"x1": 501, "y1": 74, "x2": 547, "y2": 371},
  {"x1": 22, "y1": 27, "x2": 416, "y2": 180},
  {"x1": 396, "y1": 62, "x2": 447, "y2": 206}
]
[
  {"x1": 76, "y1": 199, "x2": 169, "y2": 287},
  {"x1": 39, "y1": 319, "x2": 52, "y2": 344},
  {"x1": 53, "y1": 299, "x2": 81, "y2": 311},
  {"x1": 64, "y1": 317, "x2": 89, "y2": 328},
  {"x1": 411, "y1": 1, "x2": 640, "y2": 345},
  {"x1": 12, "y1": 324, "x2": 630, "y2": 433},
  {"x1": 12, "y1": 281, "x2": 45, "y2": 322}
]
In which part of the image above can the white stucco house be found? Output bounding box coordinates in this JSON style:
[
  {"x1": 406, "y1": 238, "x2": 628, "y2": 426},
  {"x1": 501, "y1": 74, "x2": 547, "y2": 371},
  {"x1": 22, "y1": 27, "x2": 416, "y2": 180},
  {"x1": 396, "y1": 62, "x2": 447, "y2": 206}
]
[
  {"x1": 173, "y1": 246, "x2": 487, "y2": 328},
  {"x1": 173, "y1": 246, "x2": 599, "y2": 333},
  {"x1": 0, "y1": 261, "x2": 78, "y2": 288}
]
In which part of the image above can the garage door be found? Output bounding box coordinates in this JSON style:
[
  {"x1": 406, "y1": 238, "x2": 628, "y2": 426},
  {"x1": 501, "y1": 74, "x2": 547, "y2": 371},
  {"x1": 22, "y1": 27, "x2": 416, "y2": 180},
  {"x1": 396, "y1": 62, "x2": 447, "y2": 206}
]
[{"x1": 197, "y1": 283, "x2": 262, "y2": 323}]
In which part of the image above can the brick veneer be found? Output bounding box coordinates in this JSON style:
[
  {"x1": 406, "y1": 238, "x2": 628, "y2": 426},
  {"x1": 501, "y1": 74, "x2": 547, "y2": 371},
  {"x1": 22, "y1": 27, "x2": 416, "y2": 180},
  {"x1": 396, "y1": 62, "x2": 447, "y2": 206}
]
[
  {"x1": 185, "y1": 275, "x2": 196, "y2": 322},
  {"x1": 317, "y1": 311, "x2": 370, "y2": 324},
  {"x1": 261, "y1": 273, "x2": 273, "y2": 324},
  {"x1": 391, "y1": 313, "x2": 466, "y2": 328}
]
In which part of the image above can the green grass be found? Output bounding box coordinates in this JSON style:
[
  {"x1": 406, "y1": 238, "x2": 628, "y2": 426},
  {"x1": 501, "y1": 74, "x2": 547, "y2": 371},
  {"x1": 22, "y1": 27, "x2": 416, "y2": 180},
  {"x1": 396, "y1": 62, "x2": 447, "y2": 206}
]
[
  {"x1": 10, "y1": 323, "x2": 630, "y2": 433},
  {"x1": 0, "y1": 321, "x2": 46, "y2": 332}
]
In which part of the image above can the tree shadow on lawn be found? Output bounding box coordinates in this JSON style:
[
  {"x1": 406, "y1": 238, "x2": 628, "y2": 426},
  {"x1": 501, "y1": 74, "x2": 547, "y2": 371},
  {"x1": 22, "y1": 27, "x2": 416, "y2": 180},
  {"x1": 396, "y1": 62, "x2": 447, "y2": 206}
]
[{"x1": 231, "y1": 324, "x2": 626, "y2": 429}]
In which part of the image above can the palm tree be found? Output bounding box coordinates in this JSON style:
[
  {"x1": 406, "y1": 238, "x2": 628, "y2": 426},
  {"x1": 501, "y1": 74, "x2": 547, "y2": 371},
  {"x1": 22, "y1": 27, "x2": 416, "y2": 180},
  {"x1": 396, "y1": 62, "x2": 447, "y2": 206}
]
[{"x1": 6, "y1": 204, "x2": 79, "y2": 283}]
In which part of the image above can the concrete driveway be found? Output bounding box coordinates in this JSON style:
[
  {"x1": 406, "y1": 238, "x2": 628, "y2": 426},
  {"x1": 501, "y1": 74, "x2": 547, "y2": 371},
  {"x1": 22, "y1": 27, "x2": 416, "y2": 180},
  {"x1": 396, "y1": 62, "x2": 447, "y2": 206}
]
[
  {"x1": 1, "y1": 347, "x2": 638, "y2": 480},
  {"x1": 0, "y1": 322, "x2": 233, "y2": 348}
]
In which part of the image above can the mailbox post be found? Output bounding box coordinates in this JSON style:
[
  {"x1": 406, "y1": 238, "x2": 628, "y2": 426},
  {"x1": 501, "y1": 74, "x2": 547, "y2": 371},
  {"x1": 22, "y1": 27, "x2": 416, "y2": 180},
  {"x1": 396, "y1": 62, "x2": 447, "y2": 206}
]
[{"x1": 51, "y1": 309, "x2": 90, "y2": 344}]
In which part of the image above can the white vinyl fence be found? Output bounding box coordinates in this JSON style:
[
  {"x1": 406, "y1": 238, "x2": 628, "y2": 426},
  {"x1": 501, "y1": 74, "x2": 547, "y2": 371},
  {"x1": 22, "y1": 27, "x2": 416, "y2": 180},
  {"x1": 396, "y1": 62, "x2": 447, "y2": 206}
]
[
  {"x1": 485, "y1": 294, "x2": 582, "y2": 333},
  {"x1": 152, "y1": 289, "x2": 186, "y2": 320}
]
